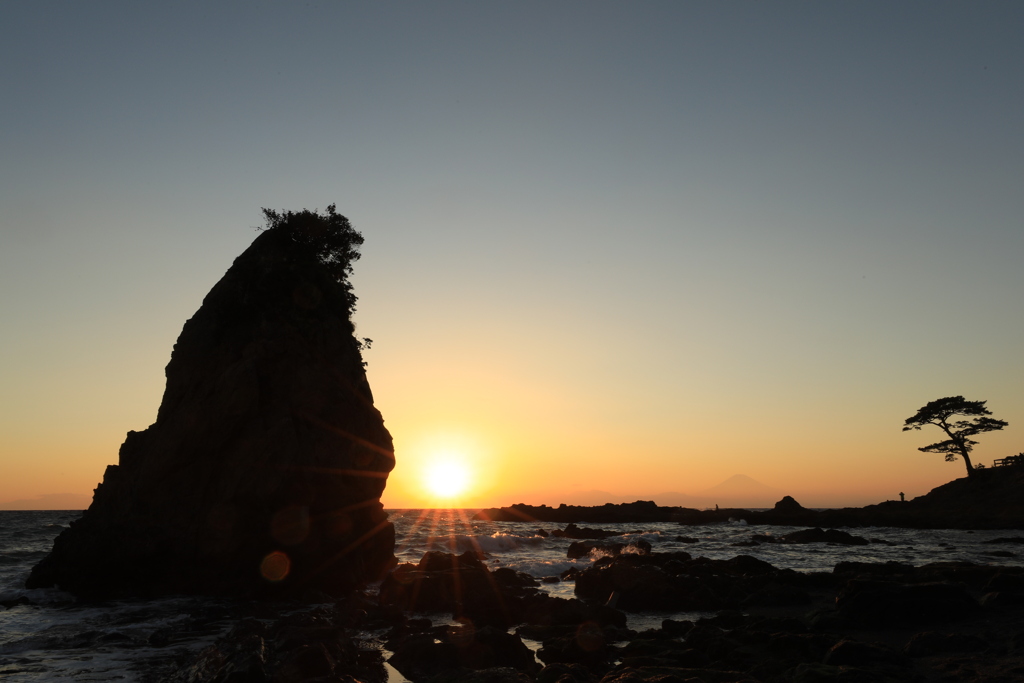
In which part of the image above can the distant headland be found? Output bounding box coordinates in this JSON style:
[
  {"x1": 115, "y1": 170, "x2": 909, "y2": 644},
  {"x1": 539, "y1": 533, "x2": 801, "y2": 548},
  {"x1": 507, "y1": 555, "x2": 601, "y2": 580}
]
[{"x1": 475, "y1": 465, "x2": 1024, "y2": 530}]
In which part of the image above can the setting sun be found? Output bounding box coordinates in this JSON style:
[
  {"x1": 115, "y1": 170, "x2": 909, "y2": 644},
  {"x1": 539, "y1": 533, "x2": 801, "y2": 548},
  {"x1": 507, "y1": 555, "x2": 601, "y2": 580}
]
[{"x1": 424, "y1": 460, "x2": 471, "y2": 500}]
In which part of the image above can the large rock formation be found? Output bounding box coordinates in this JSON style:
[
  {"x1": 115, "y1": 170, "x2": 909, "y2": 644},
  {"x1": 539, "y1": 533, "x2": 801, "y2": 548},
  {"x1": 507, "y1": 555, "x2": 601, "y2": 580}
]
[{"x1": 28, "y1": 212, "x2": 396, "y2": 597}]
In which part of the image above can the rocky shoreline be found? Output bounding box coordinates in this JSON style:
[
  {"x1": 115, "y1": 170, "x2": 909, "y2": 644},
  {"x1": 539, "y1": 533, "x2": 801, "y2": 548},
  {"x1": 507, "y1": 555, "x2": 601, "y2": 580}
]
[
  {"x1": 163, "y1": 531, "x2": 1024, "y2": 683},
  {"x1": 22, "y1": 209, "x2": 1022, "y2": 681},
  {"x1": 475, "y1": 466, "x2": 1024, "y2": 530}
]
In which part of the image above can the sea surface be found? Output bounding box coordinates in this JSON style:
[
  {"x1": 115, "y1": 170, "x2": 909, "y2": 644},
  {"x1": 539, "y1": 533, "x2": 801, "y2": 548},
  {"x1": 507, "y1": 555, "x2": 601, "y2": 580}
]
[{"x1": 2, "y1": 509, "x2": 1023, "y2": 681}]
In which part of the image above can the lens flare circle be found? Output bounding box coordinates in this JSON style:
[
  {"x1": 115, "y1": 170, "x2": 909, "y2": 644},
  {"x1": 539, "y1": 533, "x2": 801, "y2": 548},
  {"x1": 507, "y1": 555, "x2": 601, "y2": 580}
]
[{"x1": 260, "y1": 551, "x2": 291, "y2": 582}]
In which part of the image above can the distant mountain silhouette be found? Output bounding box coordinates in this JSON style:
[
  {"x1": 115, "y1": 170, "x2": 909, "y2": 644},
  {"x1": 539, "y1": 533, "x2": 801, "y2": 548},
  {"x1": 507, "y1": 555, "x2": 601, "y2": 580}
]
[
  {"x1": 0, "y1": 493, "x2": 91, "y2": 510},
  {"x1": 544, "y1": 490, "x2": 630, "y2": 506},
  {"x1": 651, "y1": 475, "x2": 782, "y2": 509},
  {"x1": 701, "y1": 474, "x2": 781, "y2": 499}
]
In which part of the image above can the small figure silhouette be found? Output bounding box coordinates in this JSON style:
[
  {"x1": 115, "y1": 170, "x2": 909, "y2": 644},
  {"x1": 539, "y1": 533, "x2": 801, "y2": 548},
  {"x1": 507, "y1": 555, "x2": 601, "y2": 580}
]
[
  {"x1": 715, "y1": 504, "x2": 719, "y2": 511},
  {"x1": 899, "y1": 492, "x2": 905, "y2": 502}
]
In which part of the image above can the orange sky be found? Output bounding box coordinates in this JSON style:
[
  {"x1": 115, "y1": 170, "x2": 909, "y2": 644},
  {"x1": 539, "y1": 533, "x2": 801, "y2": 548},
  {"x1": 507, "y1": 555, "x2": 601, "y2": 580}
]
[{"x1": 3, "y1": 4, "x2": 1024, "y2": 511}]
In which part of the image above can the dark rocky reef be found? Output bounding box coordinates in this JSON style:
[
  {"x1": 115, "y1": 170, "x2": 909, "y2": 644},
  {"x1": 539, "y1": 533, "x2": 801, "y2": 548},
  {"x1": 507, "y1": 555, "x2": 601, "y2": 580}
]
[
  {"x1": 28, "y1": 221, "x2": 395, "y2": 597},
  {"x1": 475, "y1": 501, "x2": 677, "y2": 524},
  {"x1": 70, "y1": 546, "x2": 1024, "y2": 683},
  {"x1": 475, "y1": 466, "x2": 1024, "y2": 529}
]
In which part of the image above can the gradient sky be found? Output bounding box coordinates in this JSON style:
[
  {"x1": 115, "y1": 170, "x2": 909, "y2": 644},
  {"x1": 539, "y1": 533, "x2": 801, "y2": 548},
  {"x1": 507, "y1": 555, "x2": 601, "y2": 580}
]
[{"x1": 3, "y1": 2, "x2": 1023, "y2": 509}]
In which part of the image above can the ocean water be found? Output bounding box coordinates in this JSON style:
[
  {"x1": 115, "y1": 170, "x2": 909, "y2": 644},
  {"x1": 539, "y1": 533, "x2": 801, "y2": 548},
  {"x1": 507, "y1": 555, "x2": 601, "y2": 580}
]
[{"x1": 2, "y1": 509, "x2": 1022, "y2": 681}]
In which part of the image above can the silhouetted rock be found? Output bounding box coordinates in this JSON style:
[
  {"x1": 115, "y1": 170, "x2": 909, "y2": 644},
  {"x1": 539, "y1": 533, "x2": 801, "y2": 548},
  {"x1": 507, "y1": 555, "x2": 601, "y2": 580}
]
[
  {"x1": 567, "y1": 541, "x2": 625, "y2": 560},
  {"x1": 571, "y1": 550, "x2": 807, "y2": 612},
  {"x1": 164, "y1": 605, "x2": 388, "y2": 683},
  {"x1": 536, "y1": 621, "x2": 618, "y2": 666},
  {"x1": 28, "y1": 218, "x2": 395, "y2": 597},
  {"x1": 773, "y1": 495, "x2": 806, "y2": 514},
  {"x1": 477, "y1": 468, "x2": 1024, "y2": 529},
  {"x1": 903, "y1": 631, "x2": 989, "y2": 657},
  {"x1": 380, "y1": 551, "x2": 538, "y2": 628},
  {"x1": 836, "y1": 580, "x2": 980, "y2": 627},
  {"x1": 550, "y1": 523, "x2": 621, "y2": 539},
  {"x1": 775, "y1": 528, "x2": 870, "y2": 545},
  {"x1": 984, "y1": 536, "x2": 1024, "y2": 544},
  {"x1": 823, "y1": 639, "x2": 909, "y2": 667},
  {"x1": 566, "y1": 539, "x2": 650, "y2": 560},
  {"x1": 388, "y1": 624, "x2": 539, "y2": 680},
  {"x1": 474, "y1": 501, "x2": 669, "y2": 524}
]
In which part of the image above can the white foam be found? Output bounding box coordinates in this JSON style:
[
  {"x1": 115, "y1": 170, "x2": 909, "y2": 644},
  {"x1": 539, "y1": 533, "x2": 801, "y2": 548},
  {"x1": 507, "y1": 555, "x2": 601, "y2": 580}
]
[{"x1": 421, "y1": 532, "x2": 547, "y2": 555}]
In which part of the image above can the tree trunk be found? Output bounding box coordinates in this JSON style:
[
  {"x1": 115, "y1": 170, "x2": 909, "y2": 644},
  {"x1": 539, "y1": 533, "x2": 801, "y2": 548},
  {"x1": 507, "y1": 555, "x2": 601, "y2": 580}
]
[{"x1": 961, "y1": 448, "x2": 976, "y2": 477}]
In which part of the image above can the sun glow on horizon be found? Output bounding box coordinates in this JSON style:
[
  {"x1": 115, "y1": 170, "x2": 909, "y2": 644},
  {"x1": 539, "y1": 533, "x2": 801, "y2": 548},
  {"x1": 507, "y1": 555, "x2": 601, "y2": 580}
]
[{"x1": 423, "y1": 458, "x2": 472, "y2": 501}]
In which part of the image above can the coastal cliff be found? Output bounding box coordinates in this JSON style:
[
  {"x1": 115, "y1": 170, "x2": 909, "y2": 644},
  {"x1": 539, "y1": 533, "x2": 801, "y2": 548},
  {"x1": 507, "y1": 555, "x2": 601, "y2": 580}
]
[{"x1": 28, "y1": 210, "x2": 395, "y2": 597}]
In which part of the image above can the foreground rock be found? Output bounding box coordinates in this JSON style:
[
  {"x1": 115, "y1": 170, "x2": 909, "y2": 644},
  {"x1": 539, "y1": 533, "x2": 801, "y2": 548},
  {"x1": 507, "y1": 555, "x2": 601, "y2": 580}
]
[
  {"x1": 28, "y1": 209, "x2": 396, "y2": 597},
  {"x1": 379, "y1": 551, "x2": 626, "y2": 631},
  {"x1": 750, "y1": 527, "x2": 870, "y2": 545},
  {"x1": 149, "y1": 549, "x2": 1024, "y2": 683},
  {"x1": 573, "y1": 551, "x2": 818, "y2": 612},
  {"x1": 164, "y1": 600, "x2": 389, "y2": 683},
  {"x1": 371, "y1": 548, "x2": 1024, "y2": 683},
  {"x1": 379, "y1": 551, "x2": 630, "y2": 681}
]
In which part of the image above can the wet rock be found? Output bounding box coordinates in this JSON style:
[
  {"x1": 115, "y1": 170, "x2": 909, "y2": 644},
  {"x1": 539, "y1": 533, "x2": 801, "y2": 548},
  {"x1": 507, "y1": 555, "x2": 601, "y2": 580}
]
[
  {"x1": 868, "y1": 538, "x2": 898, "y2": 545},
  {"x1": 903, "y1": 631, "x2": 989, "y2": 657},
  {"x1": 599, "y1": 665, "x2": 749, "y2": 683},
  {"x1": 450, "y1": 667, "x2": 538, "y2": 683},
  {"x1": 742, "y1": 583, "x2": 812, "y2": 607},
  {"x1": 984, "y1": 536, "x2": 1024, "y2": 544},
  {"x1": 576, "y1": 562, "x2": 681, "y2": 611},
  {"x1": 774, "y1": 528, "x2": 870, "y2": 545},
  {"x1": 618, "y1": 638, "x2": 710, "y2": 668},
  {"x1": 552, "y1": 524, "x2": 622, "y2": 540},
  {"x1": 569, "y1": 544, "x2": 622, "y2": 561},
  {"x1": 389, "y1": 624, "x2": 539, "y2": 679},
  {"x1": 836, "y1": 580, "x2": 979, "y2": 627},
  {"x1": 560, "y1": 567, "x2": 582, "y2": 581},
  {"x1": 0, "y1": 596, "x2": 32, "y2": 609},
  {"x1": 538, "y1": 621, "x2": 619, "y2": 666},
  {"x1": 823, "y1": 639, "x2": 908, "y2": 667},
  {"x1": 381, "y1": 550, "x2": 618, "y2": 630},
  {"x1": 981, "y1": 590, "x2": 1024, "y2": 607},
  {"x1": 380, "y1": 553, "x2": 530, "y2": 627},
  {"x1": 493, "y1": 566, "x2": 541, "y2": 589},
  {"x1": 387, "y1": 633, "x2": 460, "y2": 679},
  {"x1": 833, "y1": 560, "x2": 915, "y2": 579},
  {"x1": 419, "y1": 549, "x2": 487, "y2": 573},
  {"x1": 277, "y1": 642, "x2": 336, "y2": 681},
  {"x1": 165, "y1": 606, "x2": 386, "y2": 683},
  {"x1": 567, "y1": 539, "x2": 650, "y2": 560},
  {"x1": 521, "y1": 594, "x2": 628, "y2": 629},
  {"x1": 465, "y1": 626, "x2": 541, "y2": 673},
  {"x1": 537, "y1": 662, "x2": 599, "y2": 683},
  {"x1": 574, "y1": 552, "x2": 784, "y2": 612},
  {"x1": 660, "y1": 619, "x2": 693, "y2": 637}
]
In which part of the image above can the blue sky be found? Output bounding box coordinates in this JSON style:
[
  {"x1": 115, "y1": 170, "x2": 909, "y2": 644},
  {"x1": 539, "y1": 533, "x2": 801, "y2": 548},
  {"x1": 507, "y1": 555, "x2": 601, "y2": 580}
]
[{"x1": 2, "y1": 2, "x2": 1023, "y2": 507}]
